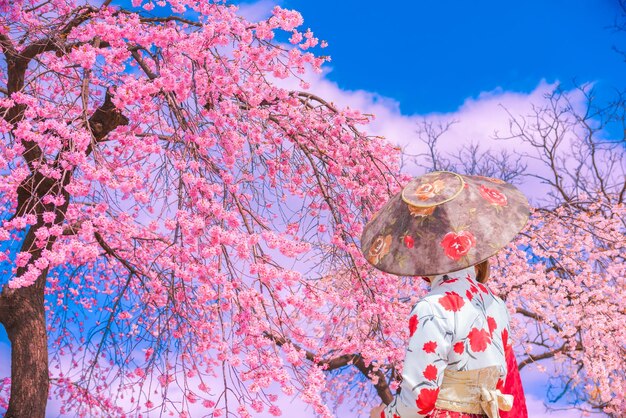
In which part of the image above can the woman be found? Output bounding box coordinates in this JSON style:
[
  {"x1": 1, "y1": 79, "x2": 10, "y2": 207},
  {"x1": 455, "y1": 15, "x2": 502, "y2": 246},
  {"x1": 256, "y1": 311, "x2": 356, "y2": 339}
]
[{"x1": 361, "y1": 171, "x2": 529, "y2": 418}]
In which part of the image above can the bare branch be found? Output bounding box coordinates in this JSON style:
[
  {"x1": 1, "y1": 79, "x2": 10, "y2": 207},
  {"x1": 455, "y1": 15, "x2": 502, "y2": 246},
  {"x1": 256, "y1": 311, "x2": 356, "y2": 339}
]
[{"x1": 265, "y1": 332, "x2": 394, "y2": 404}]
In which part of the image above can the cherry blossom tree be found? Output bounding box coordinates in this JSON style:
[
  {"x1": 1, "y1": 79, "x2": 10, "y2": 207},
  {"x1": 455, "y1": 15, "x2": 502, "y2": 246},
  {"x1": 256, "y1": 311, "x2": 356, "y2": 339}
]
[
  {"x1": 0, "y1": 1, "x2": 407, "y2": 416},
  {"x1": 493, "y1": 87, "x2": 625, "y2": 417}
]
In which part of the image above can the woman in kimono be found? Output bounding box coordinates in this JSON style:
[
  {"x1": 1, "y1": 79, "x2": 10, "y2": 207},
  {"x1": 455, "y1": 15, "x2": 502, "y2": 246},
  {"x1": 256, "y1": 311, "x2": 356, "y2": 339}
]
[{"x1": 361, "y1": 171, "x2": 529, "y2": 418}]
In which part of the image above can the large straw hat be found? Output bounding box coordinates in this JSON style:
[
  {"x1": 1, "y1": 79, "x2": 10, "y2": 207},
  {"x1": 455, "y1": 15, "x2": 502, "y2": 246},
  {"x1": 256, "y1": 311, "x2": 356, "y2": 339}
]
[{"x1": 361, "y1": 171, "x2": 530, "y2": 276}]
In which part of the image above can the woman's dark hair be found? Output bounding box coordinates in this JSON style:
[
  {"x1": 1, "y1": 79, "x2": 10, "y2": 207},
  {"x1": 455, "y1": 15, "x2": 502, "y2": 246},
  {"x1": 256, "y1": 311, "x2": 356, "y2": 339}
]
[{"x1": 475, "y1": 260, "x2": 490, "y2": 283}]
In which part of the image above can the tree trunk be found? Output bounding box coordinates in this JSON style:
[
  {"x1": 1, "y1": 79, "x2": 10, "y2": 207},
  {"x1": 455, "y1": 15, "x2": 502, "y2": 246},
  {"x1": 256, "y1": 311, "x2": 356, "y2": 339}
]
[
  {"x1": 1, "y1": 284, "x2": 48, "y2": 418},
  {"x1": 1, "y1": 29, "x2": 128, "y2": 413},
  {"x1": 0, "y1": 225, "x2": 53, "y2": 418}
]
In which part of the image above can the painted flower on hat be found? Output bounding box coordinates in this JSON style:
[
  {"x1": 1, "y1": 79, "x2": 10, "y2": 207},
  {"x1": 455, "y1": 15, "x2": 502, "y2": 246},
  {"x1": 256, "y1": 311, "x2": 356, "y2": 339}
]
[
  {"x1": 440, "y1": 231, "x2": 476, "y2": 261},
  {"x1": 367, "y1": 234, "x2": 392, "y2": 265},
  {"x1": 361, "y1": 172, "x2": 529, "y2": 277},
  {"x1": 479, "y1": 184, "x2": 508, "y2": 207},
  {"x1": 414, "y1": 179, "x2": 445, "y2": 201},
  {"x1": 407, "y1": 204, "x2": 436, "y2": 218}
]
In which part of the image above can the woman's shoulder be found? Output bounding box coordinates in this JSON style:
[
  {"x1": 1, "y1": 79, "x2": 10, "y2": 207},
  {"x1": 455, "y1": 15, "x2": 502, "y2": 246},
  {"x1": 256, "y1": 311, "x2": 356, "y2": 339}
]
[
  {"x1": 417, "y1": 280, "x2": 510, "y2": 319},
  {"x1": 412, "y1": 288, "x2": 467, "y2": 318}
]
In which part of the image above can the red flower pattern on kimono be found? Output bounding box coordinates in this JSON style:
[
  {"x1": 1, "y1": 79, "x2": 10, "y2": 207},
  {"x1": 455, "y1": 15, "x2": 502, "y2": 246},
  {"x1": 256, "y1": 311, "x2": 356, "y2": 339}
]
[
  {"x1": 477, "y1": 282, "x2": 488, "y2": 293},
  {"x1": 409, "y1": 314, "x2": 418, "y2": 337},
  {"x1": 439, "y1": 291, "x2": 465, "y2": 312},
  {"x1": 468, "y1": 327, "x2": 492, "y2": 352},
  {"x1": 423, "y1": 364, "x2": 438, "y2": 380},
  {"x1": 466, "y1": 277, "x2": 480, "y2": 294},
  {"x1": 416, "y1": 388, "x2": 440, "y2": 415},
  {"x1": 423, "y1": 341, "x2": 437, "y2": 353},
  {"x1": 502, "y1": 327, "x2": 509, "y2": 351},
  {"x1": 487, "y1": 316, "x2": 497, "y2": 336},
  {"x1": 454, "y1": 341, "x2": 465, "y2": 354}
]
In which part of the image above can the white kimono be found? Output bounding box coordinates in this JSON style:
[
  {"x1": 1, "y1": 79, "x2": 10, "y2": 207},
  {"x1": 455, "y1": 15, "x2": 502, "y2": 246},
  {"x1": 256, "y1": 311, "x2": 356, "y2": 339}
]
[{"x1": 382, "y1": 267, "x2": 511, "y2": 418}]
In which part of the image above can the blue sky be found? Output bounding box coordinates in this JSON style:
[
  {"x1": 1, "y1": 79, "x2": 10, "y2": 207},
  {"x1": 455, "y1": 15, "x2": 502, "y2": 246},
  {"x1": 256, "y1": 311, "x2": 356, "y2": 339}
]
[{"x1": 280, "y1": 0, "x2": 625, "y2": 113}]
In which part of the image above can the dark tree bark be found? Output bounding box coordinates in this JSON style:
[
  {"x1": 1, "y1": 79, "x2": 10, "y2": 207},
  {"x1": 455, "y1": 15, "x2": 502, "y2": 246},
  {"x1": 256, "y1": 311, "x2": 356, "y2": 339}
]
[
  {"x1": 0, "y1": 32, "x2": 127, "y2": 412},
  {"x1": 1, "y1": 267, "x2": 49, "y2": 418},
  {"x1": 0, "y1": 173, "x2": 67, "y2": 418}
]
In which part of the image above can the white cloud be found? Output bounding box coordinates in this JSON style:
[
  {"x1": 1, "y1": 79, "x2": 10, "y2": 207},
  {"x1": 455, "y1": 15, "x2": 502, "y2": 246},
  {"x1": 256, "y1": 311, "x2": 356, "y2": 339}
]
[
  {"x1": 236, "y1": 0, "x2": 279, "y2": 22},
  {"x1": 278, "y1": 66, "x2": 599, "y2": 206}
]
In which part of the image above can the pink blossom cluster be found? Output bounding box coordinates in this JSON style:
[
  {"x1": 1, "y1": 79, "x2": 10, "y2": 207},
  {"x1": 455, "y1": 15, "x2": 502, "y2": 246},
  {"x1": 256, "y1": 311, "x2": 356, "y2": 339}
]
[
  {"x1": 490, "y1": 203, "x2": 626, "y2": 415},
  {"x1": 0, "y1": 0, "x2": 405, "y2": 416}
]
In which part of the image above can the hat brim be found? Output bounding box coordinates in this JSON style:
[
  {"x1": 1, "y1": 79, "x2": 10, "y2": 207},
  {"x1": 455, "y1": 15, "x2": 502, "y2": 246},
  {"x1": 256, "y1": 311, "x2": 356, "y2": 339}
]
[{"x1": 360, "y1": 172, "x2": 529, "y2": 276}]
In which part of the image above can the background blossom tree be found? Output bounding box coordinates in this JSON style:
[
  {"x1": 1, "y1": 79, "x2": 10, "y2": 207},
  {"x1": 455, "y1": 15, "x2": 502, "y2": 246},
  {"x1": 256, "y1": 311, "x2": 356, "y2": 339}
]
[
  {"x1": 0, "y1": 1, "x2": 624, "y2": 418},
  {"x1": 492, "y1": 87, "x2": 625, "y2": 416},
  {"x1": 412, "y1": 86, "x2": 626, "y2": 417}
]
